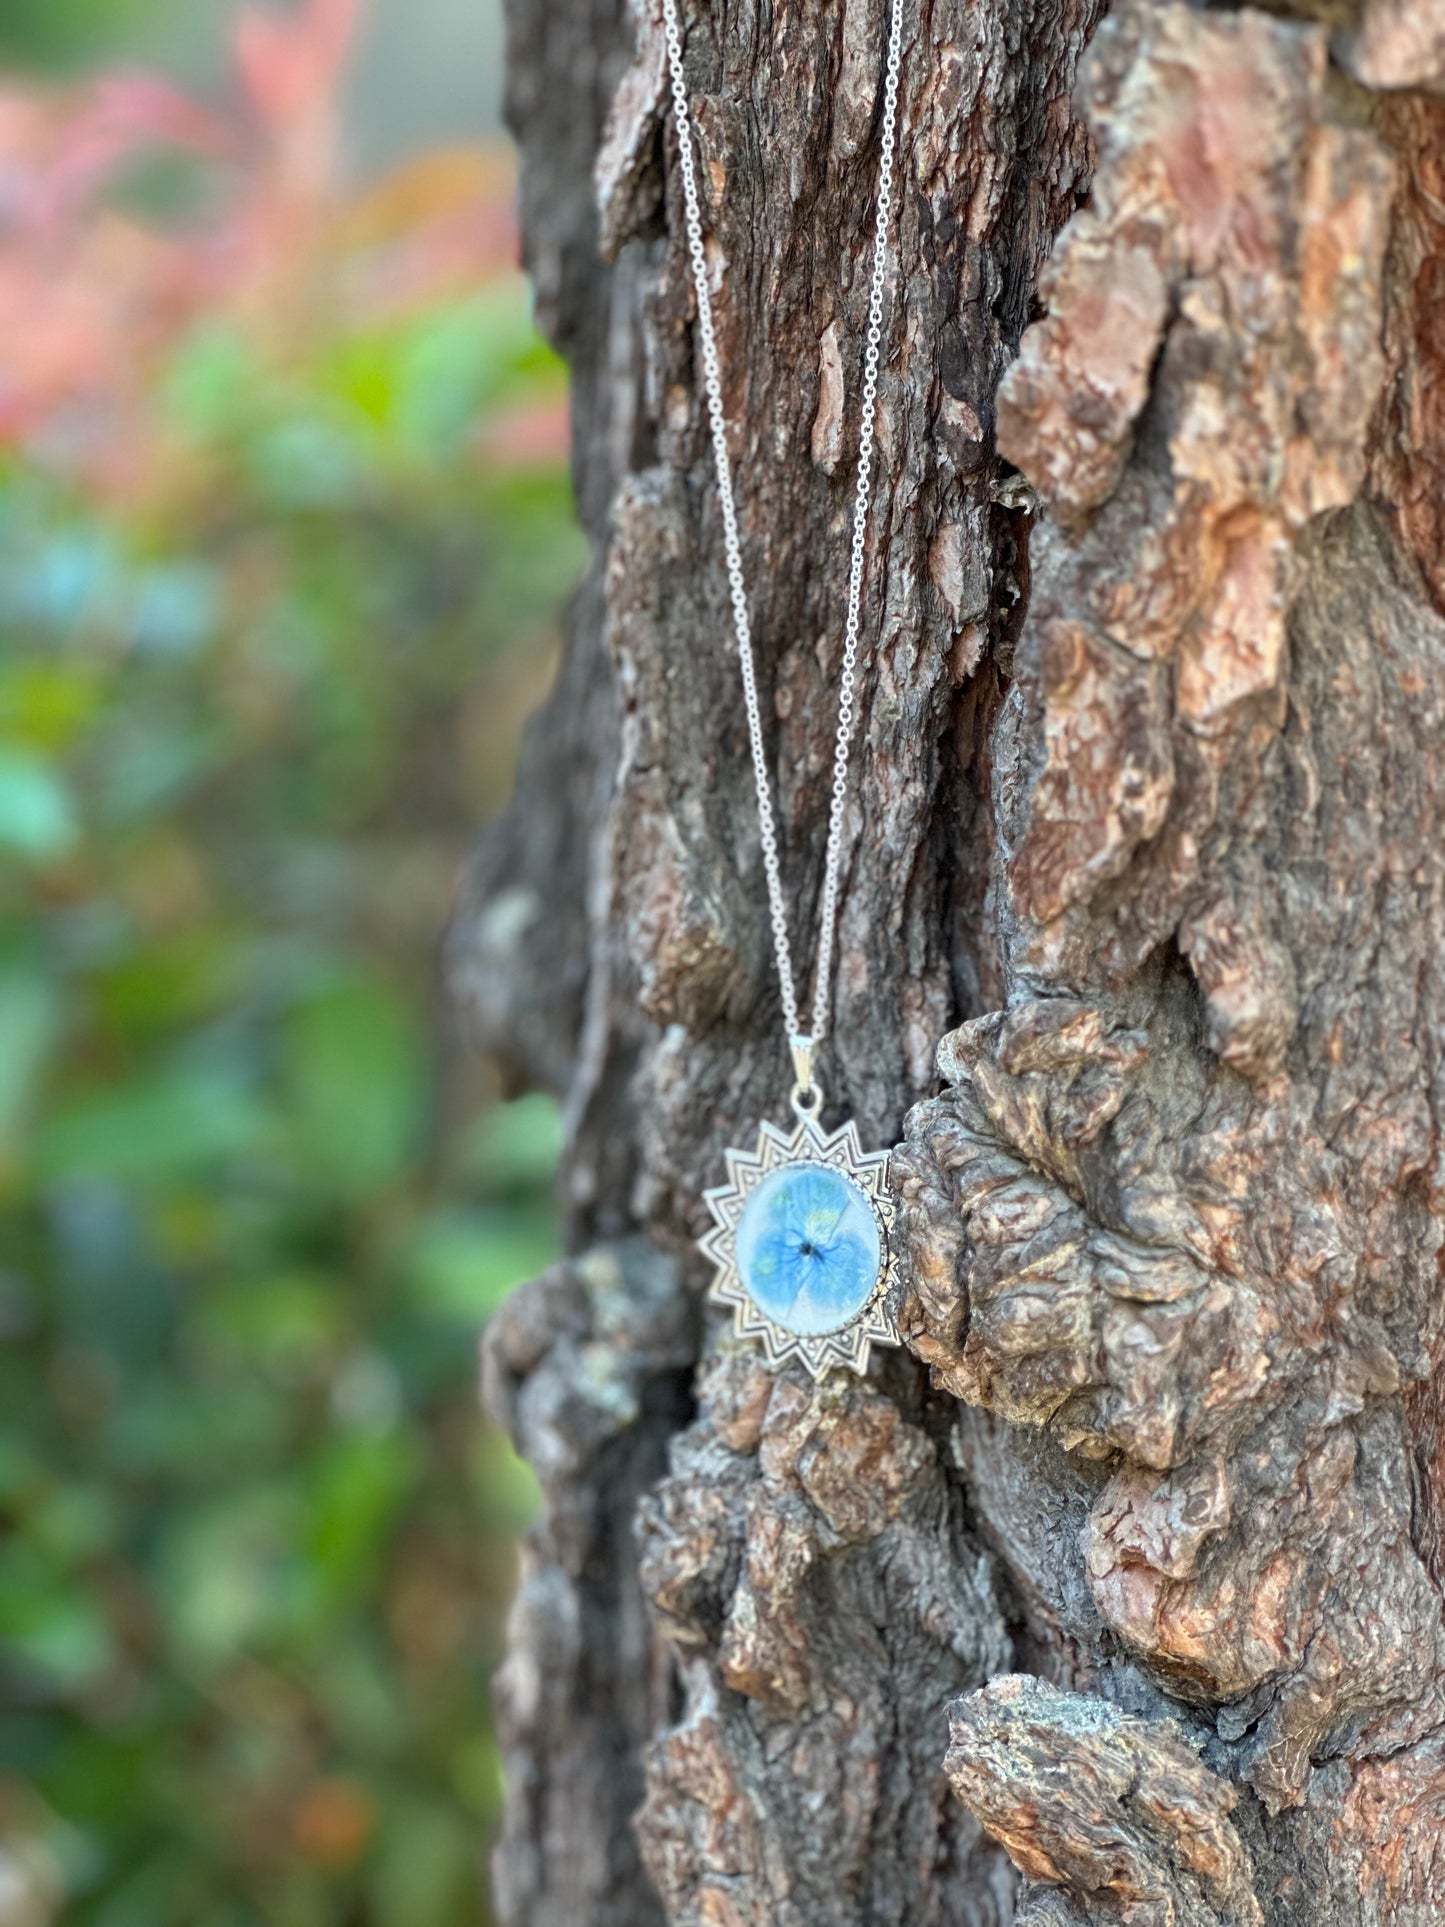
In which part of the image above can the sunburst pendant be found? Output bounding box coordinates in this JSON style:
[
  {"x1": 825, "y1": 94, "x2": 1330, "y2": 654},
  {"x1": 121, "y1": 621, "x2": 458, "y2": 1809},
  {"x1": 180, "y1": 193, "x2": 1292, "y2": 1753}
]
[{"x1": 699, "y1": 1100, "x2": 900, "y2": 1380}]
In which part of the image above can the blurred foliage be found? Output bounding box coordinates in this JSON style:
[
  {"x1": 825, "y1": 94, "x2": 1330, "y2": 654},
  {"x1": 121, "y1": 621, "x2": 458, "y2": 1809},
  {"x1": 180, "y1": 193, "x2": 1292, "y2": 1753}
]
[
  {"x1": 0, "y1": 0, "x2": 181, "y2": 73},
  {"x1": 0, "y1": 5, "x2": 580, "y2": 1923}
]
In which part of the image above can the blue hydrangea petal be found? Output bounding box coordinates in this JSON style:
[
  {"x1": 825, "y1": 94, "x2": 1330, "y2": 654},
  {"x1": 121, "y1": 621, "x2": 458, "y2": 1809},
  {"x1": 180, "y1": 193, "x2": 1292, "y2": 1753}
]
[{"x1": 735, "y1": 1162, "x2": 882, "y2": 1337}]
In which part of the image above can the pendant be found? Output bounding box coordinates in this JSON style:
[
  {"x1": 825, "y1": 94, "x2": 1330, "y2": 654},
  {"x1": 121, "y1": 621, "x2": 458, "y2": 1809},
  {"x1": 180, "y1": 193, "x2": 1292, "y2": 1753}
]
[{"x1": 699, "y1": 1070, "x2": 900, "y2": 1381}]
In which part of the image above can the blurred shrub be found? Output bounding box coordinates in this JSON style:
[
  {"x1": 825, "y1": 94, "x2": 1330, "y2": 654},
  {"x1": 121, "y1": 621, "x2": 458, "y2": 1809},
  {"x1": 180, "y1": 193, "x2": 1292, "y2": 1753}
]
[
  {"x1": 0, "y1": 5, "x2": 580, "y2": 1923},
  {"x1": 0, "y1": 0, "x2": 180, "y2": 72}
]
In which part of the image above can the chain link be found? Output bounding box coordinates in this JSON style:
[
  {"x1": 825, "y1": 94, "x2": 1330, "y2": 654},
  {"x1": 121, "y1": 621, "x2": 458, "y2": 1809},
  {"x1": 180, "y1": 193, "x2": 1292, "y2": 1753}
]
[{"x1": 660, "y1": 0, "x2": 904, "y2": 1086}]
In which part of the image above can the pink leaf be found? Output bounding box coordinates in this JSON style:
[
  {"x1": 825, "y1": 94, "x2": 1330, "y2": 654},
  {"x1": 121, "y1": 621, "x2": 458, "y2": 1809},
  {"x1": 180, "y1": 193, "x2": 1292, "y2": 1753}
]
[{"x1": 234, "y1": 0, "x2": 361, "y2": 129}]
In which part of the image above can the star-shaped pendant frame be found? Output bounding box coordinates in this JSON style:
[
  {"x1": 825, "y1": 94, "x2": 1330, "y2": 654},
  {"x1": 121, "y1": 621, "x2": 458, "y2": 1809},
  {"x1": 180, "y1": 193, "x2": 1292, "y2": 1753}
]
[{"x1": 699, "y1": 1111, "x2": 900, "y2": 1380}]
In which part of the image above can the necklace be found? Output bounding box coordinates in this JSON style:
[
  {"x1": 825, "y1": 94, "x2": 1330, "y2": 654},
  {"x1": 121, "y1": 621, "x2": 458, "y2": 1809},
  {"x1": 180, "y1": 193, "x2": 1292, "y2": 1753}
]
[{"x1": 663, "y1": 0, "x2": 906, "y2": 1378}]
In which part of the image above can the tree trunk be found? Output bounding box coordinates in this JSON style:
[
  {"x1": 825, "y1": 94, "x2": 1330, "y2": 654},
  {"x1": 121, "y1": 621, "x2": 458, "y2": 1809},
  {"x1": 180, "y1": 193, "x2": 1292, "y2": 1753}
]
[{"x1": 450, "y1": 0, "x2": 1445, "y2": 1915}]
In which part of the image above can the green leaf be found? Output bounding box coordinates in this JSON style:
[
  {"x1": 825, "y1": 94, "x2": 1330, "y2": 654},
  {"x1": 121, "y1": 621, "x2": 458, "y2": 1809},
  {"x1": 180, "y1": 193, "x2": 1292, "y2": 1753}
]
[
  {"x1": 304, "y1": 1428, "x2": 417, "y2": 1612},
  {"x1": 161, "y1": 322, "x2": 259, "y2": 441},
  {"x1": 253, "y1": 415, "x2": 369, "y2": 509},
  {"x1": 0, "y1": 659, "x2": 104, "y2": 752},
  {"x1": 455, "y1": 1091, "x2": 562, "y2": 1194},
  {"x1": 368, "y1": 1799, "x2": 473, "y2": 1927},
  {"x1": 0, "y1": 1544, "x2": 115, "y2": 1691},
  {"x1": 28, "y1": 1482, "x2": 117, "y2": 1563},
  {"x1": 196, "y1": 1271, "x2": 344, "y2": 1377},
  {"x1": 449, "y1": 1732, "x2": 505, "y2": 1820},
  {"x1": 36, "y1": 1069, "x2": 262, "y2": 1184},
  {"x1": 471, "y1": 1425, "x2": 542, "y2": 1532},
  {"x1": 283, "y1": 977, "x2": 426, "y2": 1195},
  {"x1": 93, "y1": 931, "x2": 239, "y2": 1037},
  {"x1": 0, "y1": 960, "x2": 60, "y2": 1151},
  {"x1": 399, "y1": 1207, "x2": 556, "y2": 1323},
  {"x1": 0, "y1": 0, "x2": 174, "y2": 70},
  {"x1": 0, "y1": 750, "x2": 79, "y2": 860},
  {"x1": 157, "y1": 1487, "x2": 302, "y2": 1669}
]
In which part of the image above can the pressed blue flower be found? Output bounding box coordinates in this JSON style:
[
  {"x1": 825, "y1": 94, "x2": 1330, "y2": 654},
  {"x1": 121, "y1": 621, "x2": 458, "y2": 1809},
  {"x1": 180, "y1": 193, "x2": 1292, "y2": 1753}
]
[{"x1": 735, "y1": 1162, "x2": 881, "y2": 1337}]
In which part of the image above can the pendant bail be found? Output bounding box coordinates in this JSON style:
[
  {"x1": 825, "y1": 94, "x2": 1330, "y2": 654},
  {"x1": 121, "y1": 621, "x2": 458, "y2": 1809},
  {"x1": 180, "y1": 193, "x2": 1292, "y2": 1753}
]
[
  {"x1": 789, "y1": 1035, "x2": 822, "y2": 1118},
  {"x1": 789, "y1": 1034, "x2": 815, "y2": 1097}
]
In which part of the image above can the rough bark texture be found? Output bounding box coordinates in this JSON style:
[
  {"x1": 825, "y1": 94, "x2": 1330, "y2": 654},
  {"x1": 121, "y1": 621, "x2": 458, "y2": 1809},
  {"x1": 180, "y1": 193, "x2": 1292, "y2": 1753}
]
[{"x1": 451, "y1": 0, "x2": 1445, "y2": 1917}]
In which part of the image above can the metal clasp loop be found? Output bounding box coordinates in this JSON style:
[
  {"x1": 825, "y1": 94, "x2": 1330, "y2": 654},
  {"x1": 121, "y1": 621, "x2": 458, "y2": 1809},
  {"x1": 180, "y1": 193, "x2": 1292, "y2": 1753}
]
[{"x1": 789, "y1": 1035, "x2": 822, "y2": 1120}]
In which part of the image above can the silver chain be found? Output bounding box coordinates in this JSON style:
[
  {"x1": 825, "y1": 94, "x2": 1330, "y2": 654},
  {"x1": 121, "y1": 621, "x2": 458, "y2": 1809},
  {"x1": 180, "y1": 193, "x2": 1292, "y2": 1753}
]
[{"x1": 660, "y1": 0, "x2": 904, "y2": 1097}]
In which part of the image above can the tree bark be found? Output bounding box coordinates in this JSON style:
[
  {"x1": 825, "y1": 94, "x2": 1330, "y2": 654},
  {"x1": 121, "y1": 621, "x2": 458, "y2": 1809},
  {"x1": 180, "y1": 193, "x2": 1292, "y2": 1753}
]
[{"x1": 451, "y1": 0, "x2": 1445, "y2": 1916}]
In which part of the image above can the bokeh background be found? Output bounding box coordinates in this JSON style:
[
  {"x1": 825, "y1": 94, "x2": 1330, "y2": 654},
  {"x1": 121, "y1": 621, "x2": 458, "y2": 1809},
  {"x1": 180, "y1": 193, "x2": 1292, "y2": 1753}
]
[{"x1": 0, "y1": 2, "x2": 578, "y2": 1921}]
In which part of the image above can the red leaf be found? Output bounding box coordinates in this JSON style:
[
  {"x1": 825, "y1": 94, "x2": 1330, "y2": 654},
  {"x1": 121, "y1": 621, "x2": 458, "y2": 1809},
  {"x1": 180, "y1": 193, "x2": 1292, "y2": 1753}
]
[
  {"x1": 44, "y1": 75, "x2": 232, "y2": 221},
  {"x1": 0, "y1": 74, "x2": 231, "y2": 235},
  {"x1": 234, "y1": 0, "x2": 361, "y2": 130}
]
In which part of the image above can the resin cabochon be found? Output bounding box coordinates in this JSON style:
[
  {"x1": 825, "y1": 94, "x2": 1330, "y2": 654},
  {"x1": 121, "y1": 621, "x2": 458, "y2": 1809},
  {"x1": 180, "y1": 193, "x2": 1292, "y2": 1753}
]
[
  {"x1": 700, "y1": 1112, "x2": 899, "y2": 1377},
  {"x1": 734, "y1": 1160, "x2": 883, "y2": 1336}
]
